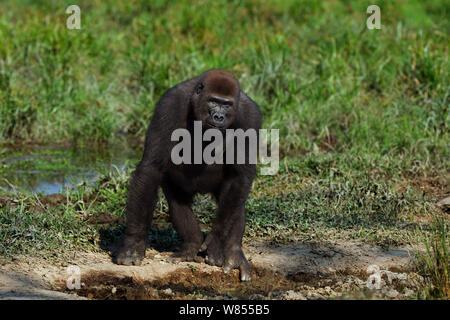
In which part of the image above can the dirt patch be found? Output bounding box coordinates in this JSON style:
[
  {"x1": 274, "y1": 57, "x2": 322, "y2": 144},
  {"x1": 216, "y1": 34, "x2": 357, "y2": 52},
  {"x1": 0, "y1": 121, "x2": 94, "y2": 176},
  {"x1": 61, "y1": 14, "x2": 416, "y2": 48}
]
[
  {"x1": 0, "y1": 195, "x2": 11, "y2": 208},
  {"x1": 0, "y1": 272, "x2": 86, "y2": 300},
  {"x1": 0, "y1": 194, "x2": 67, "y2": 211},
  {"x1": 318, "y1": 133, "x2": 339, "y2": 152},
  {"x1": 398, "y1": 174, "x2": 449, "y2": 198},
  {"x1": 0, "y1": 241, "x2": 424, "y2": 300},
  {"x1": 59, "y1": 266, "x2": 299, "y2": 300},
  {"x1": 86, "y1": 212, "x2": 125, "y2": 226},
  {"x1": 279, "y1": 146, "x2": 308, "y2": 159},
  {"x1": 40, "y1": 194, "x2": 67, "y2": 207}
]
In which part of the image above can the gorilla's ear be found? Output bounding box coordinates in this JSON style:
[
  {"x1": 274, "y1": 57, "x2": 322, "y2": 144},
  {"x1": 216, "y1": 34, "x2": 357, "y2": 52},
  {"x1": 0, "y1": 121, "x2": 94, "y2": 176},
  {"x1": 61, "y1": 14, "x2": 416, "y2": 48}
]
[{"x1": 196, "y1": 82, "x2": 204, "y2": 95}]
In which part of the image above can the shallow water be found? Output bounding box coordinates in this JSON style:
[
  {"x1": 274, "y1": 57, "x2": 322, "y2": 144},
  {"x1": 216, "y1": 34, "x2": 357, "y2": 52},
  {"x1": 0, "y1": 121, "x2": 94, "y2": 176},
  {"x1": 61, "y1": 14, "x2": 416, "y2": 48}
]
[{"x1": 0, "y1": 142, "x2": 142, "y2": 195}]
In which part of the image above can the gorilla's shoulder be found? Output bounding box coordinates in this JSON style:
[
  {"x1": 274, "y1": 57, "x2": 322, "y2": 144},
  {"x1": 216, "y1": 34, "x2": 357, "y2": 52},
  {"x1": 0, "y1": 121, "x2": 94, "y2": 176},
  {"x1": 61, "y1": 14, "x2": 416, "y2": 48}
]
[
  {"x1": 240, "y1": 91, "x2": 258, "y2": 107},
  {"x1": 238, "y1": 91, "x2": 262, "y2": 130},
  {"x1": 161, "y1": 76, "x2": 199, "y2": 100}
]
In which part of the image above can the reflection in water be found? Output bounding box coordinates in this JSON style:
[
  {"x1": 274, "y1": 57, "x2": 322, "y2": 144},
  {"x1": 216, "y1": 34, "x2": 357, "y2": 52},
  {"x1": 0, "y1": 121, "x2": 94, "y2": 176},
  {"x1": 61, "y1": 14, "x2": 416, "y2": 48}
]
[
  {"x1": 0, "y1": 142, "x2": 142, "y2": 195},
  {"x1": 5, "y1": 170, "x2": 100, "y2": 195}
]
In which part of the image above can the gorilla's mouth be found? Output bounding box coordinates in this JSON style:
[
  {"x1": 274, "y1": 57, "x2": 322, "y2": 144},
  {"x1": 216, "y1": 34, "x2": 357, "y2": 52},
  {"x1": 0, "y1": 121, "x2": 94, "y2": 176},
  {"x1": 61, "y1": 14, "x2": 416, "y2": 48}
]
[{"x1": 205, "y1": 121, "x2": 226, "y2": 130}]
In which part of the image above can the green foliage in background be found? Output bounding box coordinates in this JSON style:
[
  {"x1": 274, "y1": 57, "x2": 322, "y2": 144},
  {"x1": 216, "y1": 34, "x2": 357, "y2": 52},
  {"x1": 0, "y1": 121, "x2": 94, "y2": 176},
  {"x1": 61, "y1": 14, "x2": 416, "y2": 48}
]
[
  {"x1": 0, "y1": 0, "x2": 448, "y2": 299},
  {"x1": 0, "y1": 0, "x2": 447, "y2": 166}
]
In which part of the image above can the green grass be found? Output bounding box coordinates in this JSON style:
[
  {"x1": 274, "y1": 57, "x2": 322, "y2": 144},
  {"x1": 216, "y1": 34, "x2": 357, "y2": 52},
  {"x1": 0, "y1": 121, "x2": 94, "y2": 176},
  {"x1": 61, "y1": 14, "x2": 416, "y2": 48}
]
[
  {"x1": 0, "y1": 0, "x2": 448, "y2": 160},
  {"x1": 0, "y1": 194, "x2": 97, "y2": 258},
  {"x1": 0, "y1": 157, "x2": 443, "y2": 257},
  {"x1": 415, "y1": 217, "x2": 449, "y2": 299},
  {"x1": 0, "y1": 0, "x2": 448, "y2": 299}
]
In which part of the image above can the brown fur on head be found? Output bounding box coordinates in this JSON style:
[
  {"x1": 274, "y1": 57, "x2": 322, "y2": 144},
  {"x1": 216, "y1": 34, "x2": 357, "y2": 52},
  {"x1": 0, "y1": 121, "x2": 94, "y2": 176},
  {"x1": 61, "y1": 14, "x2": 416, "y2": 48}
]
[
  {"x1": 192, "y1": 70, "x2": 240, "y2": 129},
  {"x1": 202, "y1": 69, "x2": 240, "y2": 98}
]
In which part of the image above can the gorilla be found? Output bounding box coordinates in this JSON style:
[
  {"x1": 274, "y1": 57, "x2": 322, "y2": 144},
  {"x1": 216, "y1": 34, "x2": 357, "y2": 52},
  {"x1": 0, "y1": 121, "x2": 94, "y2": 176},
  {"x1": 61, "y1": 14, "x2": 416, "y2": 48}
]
[{"x1": 115, "y1": 69, "x2": 262, "y2": 281}]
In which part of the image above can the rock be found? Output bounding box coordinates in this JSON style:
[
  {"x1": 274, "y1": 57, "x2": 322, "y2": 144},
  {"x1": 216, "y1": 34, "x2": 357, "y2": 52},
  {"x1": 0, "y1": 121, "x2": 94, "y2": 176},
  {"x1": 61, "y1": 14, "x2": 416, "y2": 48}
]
[
  {"x1": 162, "y1": 288, "x2": 173, "y2": 296},
  {"x1": 323, "y1": 286, "x2": 333, "y2": 295},
  {"x1": 403, "y1": 288, "x2": 414, "y2": 297},
  {"x1": 366, "y1": 264, "x2": 380, "y2": 274},
  {"x1": 148, "y1": 287, "x2": 159, "y2": 298},
  {"x1": 306, "y1": 292, "x2": 325, "y2": 300},
  {"x1": 249, "y1": 293, "x2": 266, "y2": 300},
  {"x1": 282, "y1": 290, "x2": 307, "y2": 300},
  {"x1": 384, "y1": 289, "x2": 399, "y2": 298},
  {"x1": 437, "y1": 196, "x2": 450, "y2": 212}
]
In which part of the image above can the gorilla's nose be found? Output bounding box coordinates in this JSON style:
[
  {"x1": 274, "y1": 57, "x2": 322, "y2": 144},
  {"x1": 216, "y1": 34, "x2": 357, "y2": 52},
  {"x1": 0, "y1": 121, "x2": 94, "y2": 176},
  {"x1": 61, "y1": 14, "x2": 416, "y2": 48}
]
[{"x1": 212, "y1": 112, "x2": 225, "y2": 124}]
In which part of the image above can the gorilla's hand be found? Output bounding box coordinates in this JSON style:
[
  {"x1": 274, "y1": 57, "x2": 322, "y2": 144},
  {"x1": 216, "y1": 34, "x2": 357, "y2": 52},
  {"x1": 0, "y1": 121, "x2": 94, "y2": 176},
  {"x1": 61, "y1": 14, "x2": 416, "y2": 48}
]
[
  {"x1": 114, "y1": 236, "x2": 146, "y2": 266},
  {"x1": 201, "y1": 232, "x2": 224, "y2": 267},
  {"x1": 223, "y1": 246, "x2": 251, "y2": 282}
]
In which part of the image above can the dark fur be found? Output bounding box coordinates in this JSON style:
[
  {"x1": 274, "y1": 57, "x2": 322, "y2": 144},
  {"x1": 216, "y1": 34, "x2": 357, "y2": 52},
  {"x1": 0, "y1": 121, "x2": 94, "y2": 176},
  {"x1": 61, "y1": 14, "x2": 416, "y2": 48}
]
[{"x1": 114, "y1": 69, "x2": 262, "y2": 281}]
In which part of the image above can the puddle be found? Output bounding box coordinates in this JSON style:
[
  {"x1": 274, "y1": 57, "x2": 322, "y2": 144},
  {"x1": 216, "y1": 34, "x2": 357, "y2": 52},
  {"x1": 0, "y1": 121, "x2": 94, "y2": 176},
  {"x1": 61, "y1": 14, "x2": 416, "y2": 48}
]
[{"x1": 0, "y1": 142, "x2": 142, "y2": 194}]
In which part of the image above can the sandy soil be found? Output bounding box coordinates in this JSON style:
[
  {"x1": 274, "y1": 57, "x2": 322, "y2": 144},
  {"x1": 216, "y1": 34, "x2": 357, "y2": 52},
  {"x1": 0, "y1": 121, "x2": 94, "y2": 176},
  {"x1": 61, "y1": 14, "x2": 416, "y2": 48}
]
[{"x1": 0, "y1": 240, "x2": 424, "y2": 300}]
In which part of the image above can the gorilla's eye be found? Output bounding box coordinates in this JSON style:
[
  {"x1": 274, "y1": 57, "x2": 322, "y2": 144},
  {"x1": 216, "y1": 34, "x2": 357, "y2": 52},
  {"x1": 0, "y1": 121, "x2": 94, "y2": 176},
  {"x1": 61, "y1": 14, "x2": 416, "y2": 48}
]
[{"x1": 196, "y1": 83, "x2": 204, "y2": 94}]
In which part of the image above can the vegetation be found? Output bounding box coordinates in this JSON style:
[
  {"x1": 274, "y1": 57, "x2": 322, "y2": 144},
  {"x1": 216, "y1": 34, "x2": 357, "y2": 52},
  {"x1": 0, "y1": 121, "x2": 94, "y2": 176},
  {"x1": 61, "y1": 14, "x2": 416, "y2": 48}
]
[
  {"x1": 415, "y1": 217, "x2": 449, "y2": 299},
  {"x1": 0, "y1": 0, "x2": 448, "y2": 299}
]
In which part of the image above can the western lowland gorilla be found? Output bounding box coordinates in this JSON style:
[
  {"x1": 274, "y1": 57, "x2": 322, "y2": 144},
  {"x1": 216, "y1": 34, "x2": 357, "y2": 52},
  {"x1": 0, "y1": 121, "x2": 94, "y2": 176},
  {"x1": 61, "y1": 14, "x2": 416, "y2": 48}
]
[{"x1": 114, "y1": 69, "x2": 262, "y2": 281}]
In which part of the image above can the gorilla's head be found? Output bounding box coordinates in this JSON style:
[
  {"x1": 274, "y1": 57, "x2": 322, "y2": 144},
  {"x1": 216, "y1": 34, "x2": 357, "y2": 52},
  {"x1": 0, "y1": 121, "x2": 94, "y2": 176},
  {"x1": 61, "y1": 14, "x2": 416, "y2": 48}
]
[{"x1": 191, "y1": 69, "x2": 240, "y2": 129}]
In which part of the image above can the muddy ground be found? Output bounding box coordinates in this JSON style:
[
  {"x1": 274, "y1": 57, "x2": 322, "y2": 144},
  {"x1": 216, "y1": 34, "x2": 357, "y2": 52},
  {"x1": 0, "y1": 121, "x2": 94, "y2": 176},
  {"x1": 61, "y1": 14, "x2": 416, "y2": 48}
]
[{"x1": 0, "y1": 240, "x2": 425, "y2": 300}]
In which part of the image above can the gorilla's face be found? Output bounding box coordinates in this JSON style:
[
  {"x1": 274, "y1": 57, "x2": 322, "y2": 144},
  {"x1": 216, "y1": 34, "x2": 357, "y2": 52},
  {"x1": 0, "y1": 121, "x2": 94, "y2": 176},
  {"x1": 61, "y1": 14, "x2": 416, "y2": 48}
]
[
  {"x1": 192, "y1": 70, "x2": 240, "y2": 130},
  {"x1": 201, "y1": 91, "x2": 236, "y2": 129}
]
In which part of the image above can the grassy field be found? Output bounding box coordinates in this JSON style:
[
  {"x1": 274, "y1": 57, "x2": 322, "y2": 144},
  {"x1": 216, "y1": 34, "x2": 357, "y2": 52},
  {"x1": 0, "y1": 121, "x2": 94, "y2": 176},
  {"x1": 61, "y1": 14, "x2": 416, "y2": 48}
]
[{"x1": 0, "y1": 0, "x2": 448, "y2": 299}]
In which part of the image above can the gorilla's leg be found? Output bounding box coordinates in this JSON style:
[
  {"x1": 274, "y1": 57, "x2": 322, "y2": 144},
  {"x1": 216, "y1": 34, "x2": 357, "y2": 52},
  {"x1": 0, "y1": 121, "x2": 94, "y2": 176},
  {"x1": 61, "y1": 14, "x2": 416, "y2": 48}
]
[
  {"x1": 162, "y1": 182, "x2": 203, "y2": 262},
  {"x1": 115, "y1": 161, "x2": 161, "y2": 265}
]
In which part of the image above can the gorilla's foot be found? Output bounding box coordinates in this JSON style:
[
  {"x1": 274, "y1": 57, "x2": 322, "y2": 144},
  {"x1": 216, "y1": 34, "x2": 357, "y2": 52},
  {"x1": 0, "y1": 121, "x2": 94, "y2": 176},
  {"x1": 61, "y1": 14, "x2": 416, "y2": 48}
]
[
  {"x1": 223, "y1": 247, "x2": 252, "y2": 282},
  {"x1": 114, "y1": 237, "x2": 145, "y2": 266}
]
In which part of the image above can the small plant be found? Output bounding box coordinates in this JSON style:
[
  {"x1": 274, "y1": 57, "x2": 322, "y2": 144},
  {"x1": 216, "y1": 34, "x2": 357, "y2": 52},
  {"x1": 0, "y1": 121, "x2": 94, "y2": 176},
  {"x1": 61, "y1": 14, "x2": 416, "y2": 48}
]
[
  {"x1": 188, "y1": 264, "x2": 197, "y2": 272},
  {"x1": 415, "y1": 217, "x2": 449, "y2": 299}
]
